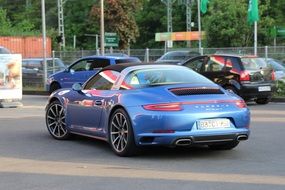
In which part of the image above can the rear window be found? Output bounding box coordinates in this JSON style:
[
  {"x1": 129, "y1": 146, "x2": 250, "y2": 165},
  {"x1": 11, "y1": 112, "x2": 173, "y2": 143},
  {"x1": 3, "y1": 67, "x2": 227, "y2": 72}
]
[
  {"x1": 241, "y1": 58, "x2": 268, "y2": 70},
  {"x1": 121, "y1": 67, "x2": 212, "y2": 90},
  {"x1": 47, "y1": 59, "x2": 65, "y2": 68}
]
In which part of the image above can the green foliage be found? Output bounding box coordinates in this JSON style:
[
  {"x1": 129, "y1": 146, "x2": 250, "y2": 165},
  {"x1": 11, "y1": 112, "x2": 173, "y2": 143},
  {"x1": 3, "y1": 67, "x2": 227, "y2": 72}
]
[
  {"x1": 64, "y1": 0, "x2": 97, "y2": 49},
  {"x1": 90, "y1": 0, "x2": 142, "y2": 49},
  {"x1": 134, "y1": 0, "x2": 186, "y2": 48},
  {"x1": 134, "y1": 0, "x2": 165, "y2": 48},
  {"x1": 203, "y1": 0, "x2": 274, "y2": 47},
  {"x1": 0, "y1": 7, "x2": 39, "y2": 36},
  {"x1": 0, "y1": 8, "x2": 12, "y2": 35},
  {"x1": 0, "y1": 0, "x2": 284, "y2": 49},
  {"x1": 275, "y1": 80, "x2": 285, "y2": 97}
]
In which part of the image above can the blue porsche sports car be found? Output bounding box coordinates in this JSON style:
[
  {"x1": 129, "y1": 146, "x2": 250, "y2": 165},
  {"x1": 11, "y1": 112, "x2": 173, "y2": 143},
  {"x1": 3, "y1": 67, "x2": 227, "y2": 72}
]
[{"x1": 45, "y1": 64, "x2": 250, "y2": 156}]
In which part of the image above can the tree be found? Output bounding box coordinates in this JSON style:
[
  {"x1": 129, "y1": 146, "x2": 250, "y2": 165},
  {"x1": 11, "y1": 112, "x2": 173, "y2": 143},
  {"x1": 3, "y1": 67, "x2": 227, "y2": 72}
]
[
  {"x1": 202, "y1": 0, "x2": 274, "y2": 47},
  {"x1": 134, "y1": 0, "x2": 186, "y2": 48},
  {"x1": 0, "y1": 8, "x2": 12, "y2": 35},
  {"x1": 90, "y1": 0, "x2": 142, "y2": 49},
  {"x1": 64, "y1": 0, "x2": 97, "y2": 49}
]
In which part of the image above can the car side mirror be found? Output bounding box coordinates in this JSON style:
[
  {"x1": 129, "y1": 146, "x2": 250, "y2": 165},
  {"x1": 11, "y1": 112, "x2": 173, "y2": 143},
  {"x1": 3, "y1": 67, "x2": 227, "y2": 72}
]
[
  {"x1": 70, "y1": 69, "x2": 75, "y2": 74},
  {"x1": 72, "y1": 83, "x2": 82, "y2": 92}
]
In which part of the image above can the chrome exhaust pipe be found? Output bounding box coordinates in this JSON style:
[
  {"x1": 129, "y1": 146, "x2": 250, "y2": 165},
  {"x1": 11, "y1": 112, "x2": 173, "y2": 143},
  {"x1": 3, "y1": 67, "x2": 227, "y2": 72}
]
[
  {"x1": 237, "y1": 135, "x2": 248, "y2": 141},
  {"x1": 175, "y1": 139, "x2": 192, "y2": 146}
]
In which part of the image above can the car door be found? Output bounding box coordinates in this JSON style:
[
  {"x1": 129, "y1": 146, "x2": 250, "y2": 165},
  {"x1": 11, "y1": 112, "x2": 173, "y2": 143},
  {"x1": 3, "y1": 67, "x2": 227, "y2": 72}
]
[
  {"x1": 201, "y1": 56, "x2": 227, "y2": 85},
  {"x1": 182, "y1": 55, "x2": 208, "y2": 73},
  {"x1": 66, "y1": 70, "x2": 120, "y2": 137}
]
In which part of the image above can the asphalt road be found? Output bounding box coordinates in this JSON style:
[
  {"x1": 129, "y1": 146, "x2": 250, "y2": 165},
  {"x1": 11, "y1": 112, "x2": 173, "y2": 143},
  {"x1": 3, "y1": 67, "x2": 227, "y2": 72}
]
[{"x1": 0, "y1": 95, "x2": 284, "y2": 190}]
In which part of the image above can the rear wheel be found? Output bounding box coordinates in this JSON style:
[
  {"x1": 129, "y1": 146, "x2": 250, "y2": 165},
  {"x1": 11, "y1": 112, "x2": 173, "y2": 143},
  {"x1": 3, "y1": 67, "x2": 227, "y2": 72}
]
[
  {"x1": 45, "y1": 100, "x2": 70, "y2": 140},
  {"x1": 208, "y1": 141, "x2": 239, "y2": 150},
  {"x1": 255, "y1": 98, "x2": 270, "y2": 105},
  {"x1": 109, "y1": 109, "x2": 138, "y2": 157},
  {"x1": 49, "y1": 82, "x2": 61, "y2": 94}
]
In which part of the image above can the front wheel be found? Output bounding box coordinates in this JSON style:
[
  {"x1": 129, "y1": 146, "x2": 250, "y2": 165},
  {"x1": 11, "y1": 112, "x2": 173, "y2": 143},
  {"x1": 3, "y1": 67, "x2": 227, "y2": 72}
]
[
  {"x1": 255, "y1": 98, "x2": 270, "y2": 105},
  {"x1": 45, "y1": 100, "x2": 70, "y2": 140},
  {"x1": 208, "y1": 141, "x2": 239, "y2": 150},
  {"x1": 109, "y1": 109, "x2": 138, "y2": 157}
]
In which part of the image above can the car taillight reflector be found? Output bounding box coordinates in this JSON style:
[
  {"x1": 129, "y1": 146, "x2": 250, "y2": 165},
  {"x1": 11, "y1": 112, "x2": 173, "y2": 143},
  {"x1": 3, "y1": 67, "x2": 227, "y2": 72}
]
[
  {"x1": 153, "y1": 130, "x2": 175, "y2": 133},
  {"x1": 271, "y1": 71, "x2": 276, "y2": 81},
  {"x1": 143, "y1": 103, "x2": 182, "y2": 111},
  {"x1": 240, "y1": 71, "x2": 250, "y2": 81},
  {"x1": 235, "y1": 100, "x2": 247, "y2": 108}
]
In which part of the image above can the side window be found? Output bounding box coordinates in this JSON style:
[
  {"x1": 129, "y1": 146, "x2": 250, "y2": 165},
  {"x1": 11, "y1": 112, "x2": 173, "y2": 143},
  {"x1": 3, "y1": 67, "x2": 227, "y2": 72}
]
[
  {"x1": 226, "y1": 57, "x2": 241, "y2": 72},
  {"x1": 70, "y1": 60, "x2": 89, "y2": 72},
  {"x1": 28, "y1": 60, "x2": 43, "y2": 70},
  {"x1": 47, "y1": 60, "x2": 53, "y2": 68},
  {"x1": 84, "y1": 70, "x2": 120, "y2": 90},
  {"x1": 184, "y1": 58, "x2": 204, "y2": 72},
  {"x1": 22, "y1": 60, "x2": 29, "y2": 67},
  {"x1": 90, "y1": 59, "x2": 110, "y2": 70},
  {"x1": 205, "y1": 56, "x2": 225, "y2": 72}
]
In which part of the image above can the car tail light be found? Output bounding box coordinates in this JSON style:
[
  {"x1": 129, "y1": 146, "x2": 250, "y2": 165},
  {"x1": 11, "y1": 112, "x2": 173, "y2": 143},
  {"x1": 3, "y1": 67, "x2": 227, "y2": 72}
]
[
  {"x1": 143, "y1": 103, "x2": 182, "y2": 111},
  {"x1": 271, "y1": 71, "x2": 276, "y2": 81},
  {"x1": 240, "y1": 71, "x2": 250, "y2": 81},
  {"x1": 235, "y1": 100, "x2": 247, "y2": 108}
]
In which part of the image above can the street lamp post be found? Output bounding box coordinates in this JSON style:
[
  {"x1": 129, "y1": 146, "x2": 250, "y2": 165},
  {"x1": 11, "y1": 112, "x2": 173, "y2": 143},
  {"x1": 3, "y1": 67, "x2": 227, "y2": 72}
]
[
  {"x1": 41, "y1": 0, "x2": 47, "y2": 90},
  {"x1": 100, "y1": 0, "x2": 105, "y2": 55}
]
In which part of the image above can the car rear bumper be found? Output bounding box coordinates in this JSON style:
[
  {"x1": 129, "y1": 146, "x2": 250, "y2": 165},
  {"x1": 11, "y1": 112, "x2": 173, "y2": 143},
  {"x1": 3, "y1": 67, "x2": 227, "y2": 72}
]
[
  {"x1": 240, "y1": 82, "x2": 275, "y2": 100},
  {"x1": 137, "y1": 129, "x2": 250, "y2": 146}
]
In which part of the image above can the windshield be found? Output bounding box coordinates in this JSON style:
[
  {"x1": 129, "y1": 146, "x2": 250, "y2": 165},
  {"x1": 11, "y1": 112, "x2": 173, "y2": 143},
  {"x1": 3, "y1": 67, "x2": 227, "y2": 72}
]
[
  {"x1": 121, "y1": 67, "x2": 212, "y2": 89},
  {"x1": 241, "y1": 58, "x2": 268, "y2": 70},
  {"x1": 160, "y1": 51, "x2": 200, "y2": 61},
  {"x1": 0, "y1": 47, "x2": 11, "y2": 54},
  {"x1": 268, "y1": 59, "x2": 285, "y2": 71},
  {"x1": 161, "y1": 52, "x2": 188, "y2": 61}
]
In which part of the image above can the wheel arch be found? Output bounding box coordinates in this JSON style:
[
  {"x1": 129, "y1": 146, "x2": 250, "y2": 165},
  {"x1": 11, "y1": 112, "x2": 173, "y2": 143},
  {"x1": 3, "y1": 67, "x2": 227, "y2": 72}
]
[
  {"x1": 107, "y1": 104, "x2": 132, "y2": 141},
  {"x1": 108, "y1": 104, "x2": 129, "y2": 125},
  {"x1": 47, "y1": 97, "x2": 64, "y2": 107},
  {"x1": 49, "y1": 81, "x2": 61, "y2": 93}
]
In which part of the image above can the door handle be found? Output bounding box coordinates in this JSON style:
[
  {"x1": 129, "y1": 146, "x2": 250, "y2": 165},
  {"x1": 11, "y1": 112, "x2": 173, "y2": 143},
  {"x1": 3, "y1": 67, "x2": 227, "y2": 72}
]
[{"x1": 95, "y1": 100, "x2": 102, "y2": 105}]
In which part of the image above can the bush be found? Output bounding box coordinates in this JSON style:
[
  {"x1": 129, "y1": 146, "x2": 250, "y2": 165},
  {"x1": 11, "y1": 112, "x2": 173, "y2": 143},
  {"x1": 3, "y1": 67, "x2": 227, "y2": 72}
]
[{"x1": 274, "y1": 80, "x2": 285, "y2": 97}]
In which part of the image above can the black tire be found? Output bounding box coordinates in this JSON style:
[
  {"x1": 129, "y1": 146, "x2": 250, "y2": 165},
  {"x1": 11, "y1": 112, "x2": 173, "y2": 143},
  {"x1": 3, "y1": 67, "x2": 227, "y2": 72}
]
[
  {"x1": 49, "y1": 82, "x2": 61, "y2": 94},
  {"x1": 208, "y1": 141, "x2": 239, "y2": 150},
  {"x1": 45, "y1": 100, "x2": 70, "y2": 140},
  {"x1": 255, "y1": 98, "x2": 270, "y2": 105},
  {"x1": 108, "y1": 109, "x2": 138, "y2": 157},
  {"x1": 224, "y1": 85, "x2": 238, "y2": 95}
]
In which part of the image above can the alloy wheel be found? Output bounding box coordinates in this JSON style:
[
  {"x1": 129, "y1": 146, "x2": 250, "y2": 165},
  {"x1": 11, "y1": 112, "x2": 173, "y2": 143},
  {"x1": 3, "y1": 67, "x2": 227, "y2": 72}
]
[
  {"x1": 46, "y1": 102, "x2": 68, "y2": 139},
  {"x1": 110, "y1": 112, "x2": 129, "y2": 153}
]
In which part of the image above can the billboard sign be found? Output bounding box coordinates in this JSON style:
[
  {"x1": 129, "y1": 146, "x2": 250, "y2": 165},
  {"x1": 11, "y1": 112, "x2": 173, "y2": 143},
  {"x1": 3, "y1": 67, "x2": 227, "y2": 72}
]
[
  {"x1": 277, "y1": 27, "x2": 285, "y2": 38},
  {"x1": 0, "y1": 54, "x2": 22, "y2": 101},
  {"x1": 155, "y1": 31, "x2": 206, "y2": 42},
  {"x1": 269, "y1": 26, "x2": 285, "y2": 38}
]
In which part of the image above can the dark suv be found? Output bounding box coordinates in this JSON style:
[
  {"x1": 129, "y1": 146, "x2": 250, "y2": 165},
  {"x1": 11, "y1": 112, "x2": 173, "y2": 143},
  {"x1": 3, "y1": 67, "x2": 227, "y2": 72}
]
[{"x1": 181, "y1": 54, "x2": 275, "y2": 104}]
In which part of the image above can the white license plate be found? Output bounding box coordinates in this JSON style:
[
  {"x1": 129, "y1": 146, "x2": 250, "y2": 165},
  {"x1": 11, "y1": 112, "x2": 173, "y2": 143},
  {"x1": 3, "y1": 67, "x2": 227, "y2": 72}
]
[
  {"x1": 197, "y1": 119, "x2": 230, "y2": 130},
  {"x1": 258, "y1": 86, "x2": 271, "y2": 92}
]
